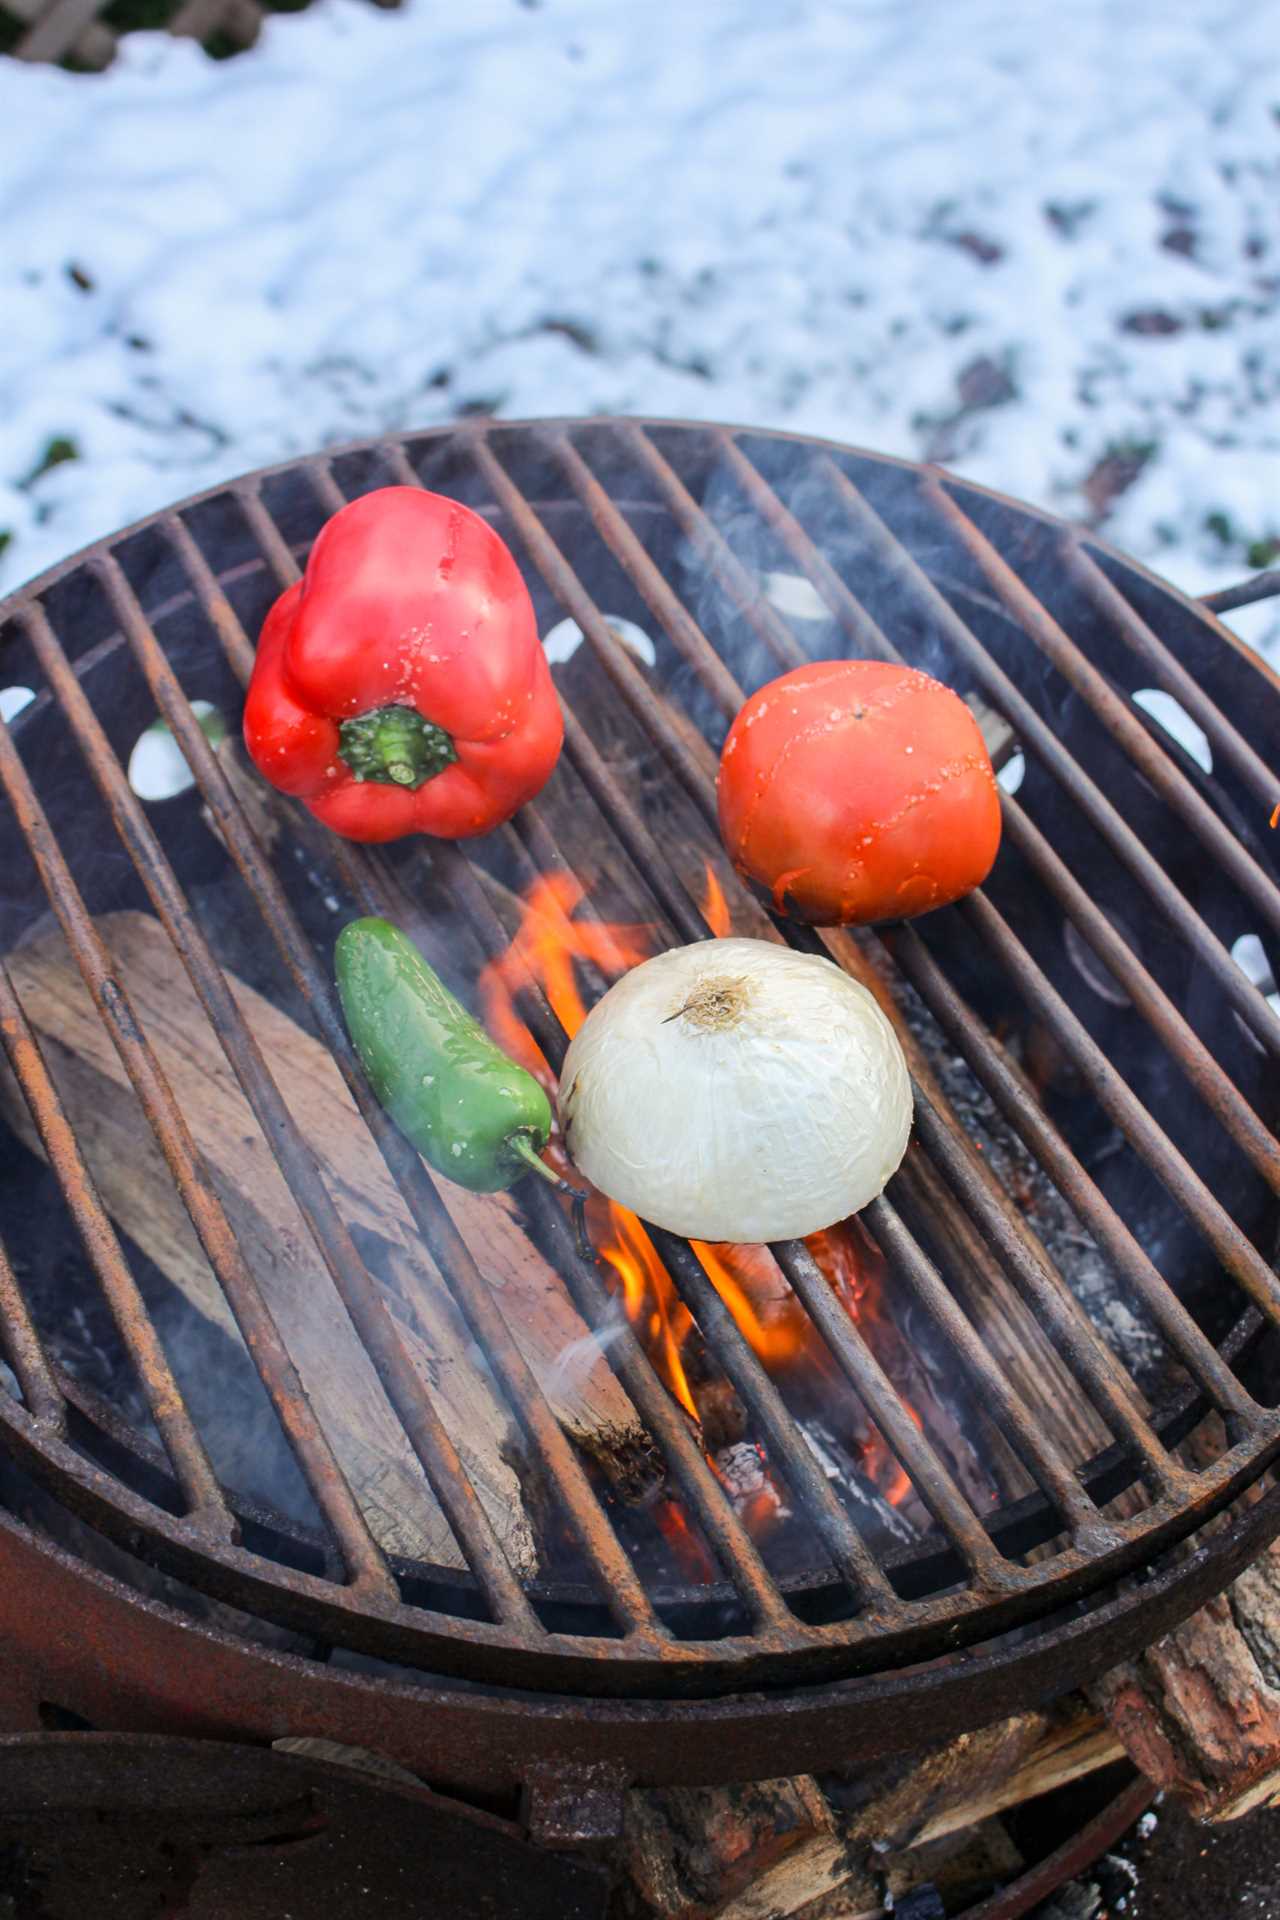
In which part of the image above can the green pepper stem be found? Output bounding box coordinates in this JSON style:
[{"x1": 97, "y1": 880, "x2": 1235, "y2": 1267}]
[
  {"x1": 509, "y1": 1131, "x2": 576, "y2": 1192},
  {"x1": 338, "y1": 705, "x2": 458, "y2": 790},
  {"x1": 508, "y1": 1134, "x2": 595, "y2": 1262}
]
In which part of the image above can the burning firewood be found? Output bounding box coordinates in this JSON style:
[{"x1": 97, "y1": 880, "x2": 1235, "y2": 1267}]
[{"x1": 0, "y1": 911, "x2": 658, "y2": 1570}]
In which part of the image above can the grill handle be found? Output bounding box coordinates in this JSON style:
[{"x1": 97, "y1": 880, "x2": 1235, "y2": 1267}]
[{"x1": 1200, "y1": 569, "x2": 1280, "y2": 615}]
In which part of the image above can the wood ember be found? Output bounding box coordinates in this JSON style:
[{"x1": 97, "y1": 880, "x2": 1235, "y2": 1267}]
[
  {"x1": 713, "y1": 1441, "x2": 789, "y2": 1530},
  {"x1": 0, "y1": 911, "x2": 657, "y2": 1571}
]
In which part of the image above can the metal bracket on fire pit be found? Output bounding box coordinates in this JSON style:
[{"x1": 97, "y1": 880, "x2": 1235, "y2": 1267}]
[{"x1": 523, "y1": 1760, "x2": 629, "y2": 1852}]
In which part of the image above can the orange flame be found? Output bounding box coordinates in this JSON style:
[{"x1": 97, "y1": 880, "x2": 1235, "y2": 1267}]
[
  {"x1": 600, "y1": 1204, "x2": 700, "y2": 1425},
  {"x1": 701, "y1": 863, "x2": 733, "y2": 937},
  {"x1": 862, "y1": 1403, "x2": 921, "y2": 1510},
  {"x1": 478, "y1": 872, "x2": 653, "y2": 1081},
  {"x1": 478, "y1": 861, "x2": 921, "y2": 1520},
  {"x1": 690, "y1": 1239, "x2": 810, "y2": 1369}
]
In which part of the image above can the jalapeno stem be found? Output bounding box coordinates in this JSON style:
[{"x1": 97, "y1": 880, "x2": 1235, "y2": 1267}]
[{"x1": 507, "y1": 1134, "x2": 595, "y2": 1262}]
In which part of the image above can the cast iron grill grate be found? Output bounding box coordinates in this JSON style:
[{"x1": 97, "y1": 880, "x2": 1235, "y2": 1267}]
[{"x1": 0, "y1": 418, "x2": 1277, "y2": 1735}]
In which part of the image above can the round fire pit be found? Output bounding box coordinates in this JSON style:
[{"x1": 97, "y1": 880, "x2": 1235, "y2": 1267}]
[{"x1": 0, "y1": 418, "x2": 1277, "y2": 1789}]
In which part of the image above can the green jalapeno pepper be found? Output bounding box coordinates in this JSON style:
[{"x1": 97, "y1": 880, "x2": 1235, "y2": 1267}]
[{"x1": 335, "y1": 917, "x2": 580, "y2": 1207}]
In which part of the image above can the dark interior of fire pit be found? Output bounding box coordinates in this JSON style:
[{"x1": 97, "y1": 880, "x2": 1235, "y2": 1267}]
[{"x1": 0, "y1": 420, "x2": 1277, "y2": 1702}]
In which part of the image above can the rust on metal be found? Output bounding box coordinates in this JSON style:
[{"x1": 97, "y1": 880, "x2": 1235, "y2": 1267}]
[
  {"x1": 0, "y1": 699, "x2": 396, "y2": 1598},
  {"x1": 997, "y1": 798, "x2": 1280, "y2": 1193},
  {"x1": 0, "y1": 417, "x2": 1276, "y2": 1734},
  {"x1": 959, "y1": 887, "x2": 1280, "y2": 1318},
  {"x1": 1200, "y1": 566, "x2": 1280, "y2": 618},
  {"x1": 0, "y1": 1226, "x2": 64, "y2": 1437},
  {"x1": 462, "y1": 432, "x2": 1227, "y2": 1490},
  {"x1": 0, "y1": 949, "x2": 231, "y2": 1534},
  {"x1": 960, "y1": 1773, "x2": 1155, "y2": 1920},
  {"x1": 923, "y1": 475, "x2": 1280, "y2": 945},
  {"x1": 75, "y1": 561, "x2": 544, "y2": 1634},
  {"x1": 1, "y1": 1478, "x2": 1279, "y2": 1790},
  {"x1": 1067, "y1": 541, "x2": 1279, "y2": 820},
  {"x1": 894, "y1": 926, "x2": 1262, "y2": 1422},
  {"x1": 812, "y1": 452, "x2": 1280, "y2": 1059}
]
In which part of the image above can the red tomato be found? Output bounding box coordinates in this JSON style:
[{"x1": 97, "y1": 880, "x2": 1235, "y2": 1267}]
[{"x1": 716, "y1": 660, "x2": 1002, "y2": 925}]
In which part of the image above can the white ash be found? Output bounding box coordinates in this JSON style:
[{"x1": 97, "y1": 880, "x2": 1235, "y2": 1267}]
[
  {"x1": 715, "y1": 1441, "x2": 790, "y2": 1522},
  {"x1": 1103, "y1": 1854, "x2": 1140, "y2": 1889},
  {"x1": 803, "y1": 1420, "x2": 918, "y2": 1548},
  {"x1": 897, "y1": 988, "x2": 1167, "y2": 1389}
]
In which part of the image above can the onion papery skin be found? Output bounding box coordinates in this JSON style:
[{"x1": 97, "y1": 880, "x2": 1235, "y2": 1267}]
[{"x1": 557, "y1": 938, "x2": 912, "y2": 1243}]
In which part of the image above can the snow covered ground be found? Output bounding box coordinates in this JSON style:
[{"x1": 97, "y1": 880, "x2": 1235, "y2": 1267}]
[{"x1": 1, "y1": 0, "x2": 1278, "y2": 668}]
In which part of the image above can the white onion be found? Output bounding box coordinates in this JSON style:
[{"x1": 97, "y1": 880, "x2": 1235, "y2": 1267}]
[{"x1": 557, "y1": 937, "x2": 912, "y2": 1243}]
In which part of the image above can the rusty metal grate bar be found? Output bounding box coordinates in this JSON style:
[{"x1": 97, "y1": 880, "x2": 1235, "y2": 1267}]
[
  {"x1": 613, "y1": 422, "x2": 809, "y2": 670},
  {"x1": 313, "y1": 788, "x2": 803, "y2": 1635},
  {"x1": 0, "y1": 1210, "x2": 65, "y2": 1436},
  {"x1": 0, "y1": 418, "x2": 1276, "y2": 1705},
  {"x1": 604, "y1": 427, "x2": 1275, "y2": 1395},
  {"x1": 420, "y1": 829, "x2": 904, "y2": 1606},
  {"x1": 959, "y1": 885, "x2": 1280, "y2": 1316},
  {"x1": 812, "y1": 454, "x2": 1280, "y2": 1059},
  {"x1": 902, "y1": 1070, "x2": 1255, "y2": 1428},
  {"x1": 155, "y1": 503, "x2": 666, "y2": 1645},
  {"x1": 1066, "y1": 543, "x2": 1279, "y2": 821},
  {"x1": 773, "y1": 1227, "x2": 1085, "y2": 1551},
  {"x1": 0, "y1": 932, "x2": 231, "y2": 1535},
  {"x1": 0, "y1": 702, "x2": 395, "y2": 1596},
  {"x1": 90, "y1": 557, "x2": 552, "y2": 1632},
  {"x1": 317, "y1": 448, "x2": 1039, "y2": 1599},
  {"x1": 176, "y1": 512, "x2": 809, "y2": 1644},
  {"x1": 996, "y1": 800, "x2": 1280, "y2": 1195},
  {"x1": 704, "y1": 431, "x2": 1279, "y2": 1055},
  {"x1": 524, "y1": 428, "x2": 1257, "y2": 1445},
  {"x1": 459, "y1": 432, "x2": 1194, "y2": 1514},
  {"x1": 1200, "y1": 569, "x2": 1280, "y2": 618},
  {"x1": 923, "y1": 476, "x2": 1280, "y2": 946},
  {"x1": 664, "y1": 433, "x2": 1280, "y2": 1291},
  {"x1": 238, "y1": 459, "x2": 989, "y2": 1631}
]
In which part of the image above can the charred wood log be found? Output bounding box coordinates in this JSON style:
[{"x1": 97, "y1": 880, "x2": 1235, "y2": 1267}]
[{"x1": 0, "y1": 911, "x2": 657, "y2": 1570}]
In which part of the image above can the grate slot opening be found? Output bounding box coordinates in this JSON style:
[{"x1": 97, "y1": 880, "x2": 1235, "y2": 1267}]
[
  {"x1": 922, "y1": 482, "x2": 1280, "y2": 953},
  {"x1": 1069, "y1": 544, "x2": 1280, "y2": 820}
]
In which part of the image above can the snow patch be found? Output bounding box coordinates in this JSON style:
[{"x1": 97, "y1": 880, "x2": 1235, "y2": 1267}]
[{"x1": 0, "y1": 0, "x2": 1275, "y2": 686}]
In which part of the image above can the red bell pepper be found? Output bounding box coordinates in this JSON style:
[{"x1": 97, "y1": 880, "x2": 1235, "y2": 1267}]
[{"x1": 243, "y1": 486, "x2": 562, "y2": 842}]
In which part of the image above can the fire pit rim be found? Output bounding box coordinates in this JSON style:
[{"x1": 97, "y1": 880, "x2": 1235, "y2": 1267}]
[{"x1": 0, "y1": 414, "x2": 1277, "y2": 1722}]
